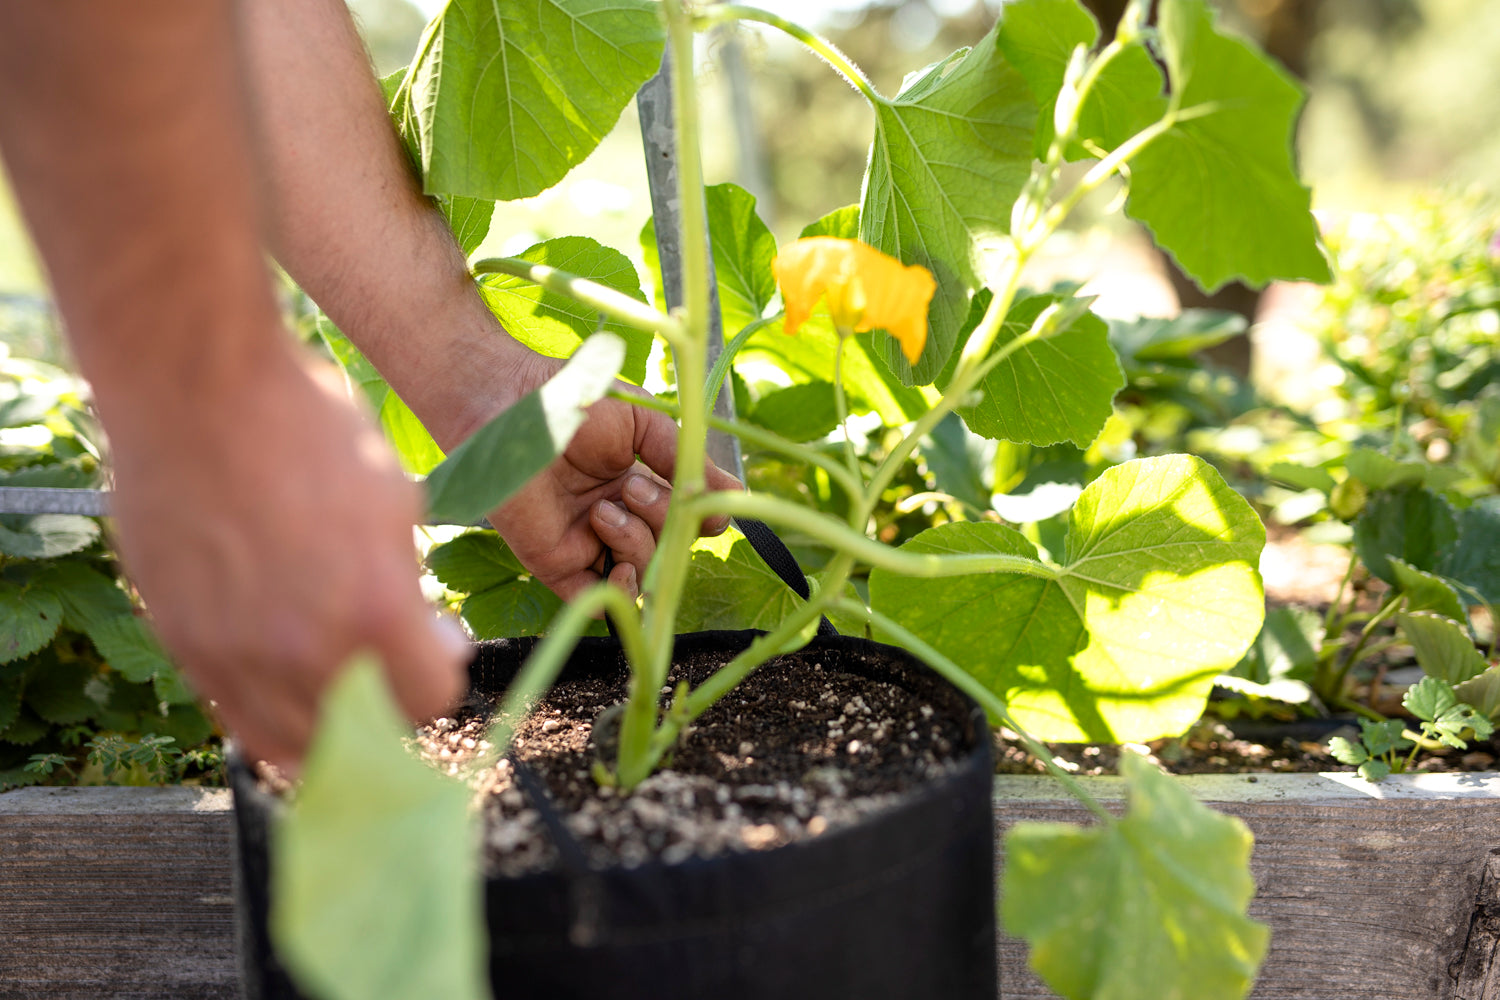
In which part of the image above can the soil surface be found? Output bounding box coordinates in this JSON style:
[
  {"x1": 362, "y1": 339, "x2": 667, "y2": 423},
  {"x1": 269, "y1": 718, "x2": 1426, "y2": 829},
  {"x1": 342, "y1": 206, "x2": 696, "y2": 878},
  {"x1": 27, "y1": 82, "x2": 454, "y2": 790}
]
[{"x1": 417, "y1": 645, "x2": 972, "y2": 878}]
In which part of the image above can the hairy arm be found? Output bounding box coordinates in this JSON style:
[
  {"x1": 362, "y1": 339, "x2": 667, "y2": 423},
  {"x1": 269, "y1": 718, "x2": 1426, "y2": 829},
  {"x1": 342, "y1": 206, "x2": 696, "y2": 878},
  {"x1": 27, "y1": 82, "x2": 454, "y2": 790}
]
[
  {"x1": 0, "y1": 0, "x2": 467, "y2": 766},
  {"x1": 236, "y1": 0, "x2": 736, "y2": 604}
]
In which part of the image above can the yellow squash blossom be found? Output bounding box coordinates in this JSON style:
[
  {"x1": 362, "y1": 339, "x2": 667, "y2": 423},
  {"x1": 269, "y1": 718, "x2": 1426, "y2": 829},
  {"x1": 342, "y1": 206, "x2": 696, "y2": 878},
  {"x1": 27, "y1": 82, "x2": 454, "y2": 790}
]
[{"x1": 771, "y1": 237, "x2": 936, "y2": 363}]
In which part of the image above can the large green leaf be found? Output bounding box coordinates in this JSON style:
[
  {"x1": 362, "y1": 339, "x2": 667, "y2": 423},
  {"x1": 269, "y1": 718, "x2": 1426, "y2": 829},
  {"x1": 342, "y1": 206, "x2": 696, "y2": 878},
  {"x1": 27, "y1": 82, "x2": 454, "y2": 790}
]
[
  {"x1": 870, "y1": 455, "x2": 1265, "y2": 742},
  {"x1": 426, "y1": 531, "x2": 526, "y2": 594},
  {"x1": 748, "y1": 382, "x2": 841, "y2": 443},
  {"x1": 424, "y1": 333, "x2": 625, "y2": 526},
  {"x1": 996, "y1": 0, "x2": 1167, "y2": 160},
  {"x1": 1439, "y1": 496, "x2": 1500, "y2": 605},
  {"x1": 478, "y1": 237, "x2": 652, "y2": 386},
  {"x1": 1126, "y1": 0, "x2": 1329, "y2": 291},
  {"x1": 31, "y1": 561, "x2": 132, "y2": 635},
  {"x1": 0, "y1": 583, "x2": 63, "y2": 664},
  {"x1": 460, "y1": 580, "x2": 564, "y2": 639},
  {"x1": 641, "y1": 183, "x2": 777, "y2": 338},
  {"x1": 1456, "y1": 666, "x2": 1500, "y2": 722},
  {"x1": 0, "y1": 514, "x2": 99, "y2": 560},
  {"x1": 676, "y1": 530, "x2": 810, "y2": 633},
  {"x1": 316, "y1": 314, "x2": 389, "y2": 413},
  {"x1": 1003, "y1": 752, "x2": 1268, "y2": 1000},
  {"x1": 1397, "y1": 612, "x2": 1488, "y2": 686},
  {"x1": 272, "y1": 656, "x2": 486, "y2": 1000},
  {"x1": 860, "y1": 29, "x2": 1037, "y2": 385},
  {"x1": 381, "y1": 392, "x2": 447, "y2": 476},
  {"x1": 955, "y1": 293, "x2": 1123, "y2": 447},
  {"x1": 412, "y1": 0, "x2": 664, "y2": 202},
  {"x1": 380, "y1": 69, "x2": 493, "y2": 256},
  {"x1": 1353, "y1": 486, "x2": 1458, "y2": 585}
]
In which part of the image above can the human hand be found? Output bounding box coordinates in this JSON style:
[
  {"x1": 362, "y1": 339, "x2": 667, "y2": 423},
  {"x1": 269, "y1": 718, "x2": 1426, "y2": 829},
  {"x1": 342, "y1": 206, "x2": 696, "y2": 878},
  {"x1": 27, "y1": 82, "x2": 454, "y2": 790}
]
[
  {"x1": 105, "y1": 343, "x2": 469, "y2": 768},
  {"x1": 480, "y1": 352, "x2": 741, "y2": 603}
]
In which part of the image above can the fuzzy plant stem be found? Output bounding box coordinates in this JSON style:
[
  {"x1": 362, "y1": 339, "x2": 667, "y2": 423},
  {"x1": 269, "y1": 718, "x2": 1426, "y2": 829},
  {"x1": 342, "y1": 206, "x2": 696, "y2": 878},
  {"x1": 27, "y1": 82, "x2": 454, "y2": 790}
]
[
  {"x1": 700, "y1": 5, "x2": 881, "y2": 104},
  {"x1": 471, "y1": 256, "x2": 685, "y2": 346}
]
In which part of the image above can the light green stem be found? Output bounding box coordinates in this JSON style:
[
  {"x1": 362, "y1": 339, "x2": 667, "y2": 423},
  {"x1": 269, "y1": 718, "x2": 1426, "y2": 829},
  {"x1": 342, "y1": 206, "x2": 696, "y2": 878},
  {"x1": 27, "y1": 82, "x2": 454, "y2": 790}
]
[
  {"x1": 699, "y1": 5, "x2": 882, "y2": 105},
  {"x1": 704, "y1": 317, "x2": 777, "y2": 414},
  {"x1": 478, "y1": 583, "x2": 643, "y2": 764},
  {"x1": 841, "y1": 600, "x2": 1114, "y2": 824},
  {"x1": 611, "y1": 389, "x2": 867, "y2": 503},
  {"x1": 832, "y1": 332, "x2": 863, "y2": 488},
  {"x1": 472, "y1": 257, "x2": 684, "y2": 346},
  {"x1": 687, "y1": 491, "x2": 1057, "y2": 581}
]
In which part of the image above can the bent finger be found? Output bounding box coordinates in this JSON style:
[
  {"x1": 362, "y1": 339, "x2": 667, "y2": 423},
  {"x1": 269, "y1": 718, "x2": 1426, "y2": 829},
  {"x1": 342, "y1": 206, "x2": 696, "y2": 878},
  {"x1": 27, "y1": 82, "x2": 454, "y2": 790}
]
[{"x1": 591, "y1": 498, "x2": 656, "y2": 577}]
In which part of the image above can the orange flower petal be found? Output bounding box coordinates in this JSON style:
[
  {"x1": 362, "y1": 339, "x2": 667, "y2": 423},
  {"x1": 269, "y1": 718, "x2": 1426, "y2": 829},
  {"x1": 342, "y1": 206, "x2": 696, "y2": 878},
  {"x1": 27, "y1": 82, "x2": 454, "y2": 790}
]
[{"x1": 771, "y1": 238, "x2": 935, "y2": 363}]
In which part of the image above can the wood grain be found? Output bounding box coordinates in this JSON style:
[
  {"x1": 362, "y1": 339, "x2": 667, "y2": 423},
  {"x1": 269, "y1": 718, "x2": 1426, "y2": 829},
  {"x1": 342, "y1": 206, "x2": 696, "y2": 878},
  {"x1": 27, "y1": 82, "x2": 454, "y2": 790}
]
[
  {"x1": 3, "y1": 774, "x2": 1500, "y2": 999},
  {"x1": 994, "y1": 773, "x2": 1500, "y2": 1000},
  {"x1": 0, "y1": 787, "x2": 237, "y2": 999}
]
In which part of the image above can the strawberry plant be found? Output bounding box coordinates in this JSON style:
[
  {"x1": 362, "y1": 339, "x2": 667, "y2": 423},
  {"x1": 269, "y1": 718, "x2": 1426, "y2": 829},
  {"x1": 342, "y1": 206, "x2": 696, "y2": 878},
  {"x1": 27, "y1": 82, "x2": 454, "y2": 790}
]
[{"x1": 271, "y1": 1, "x2": 1334, "y2": 998}]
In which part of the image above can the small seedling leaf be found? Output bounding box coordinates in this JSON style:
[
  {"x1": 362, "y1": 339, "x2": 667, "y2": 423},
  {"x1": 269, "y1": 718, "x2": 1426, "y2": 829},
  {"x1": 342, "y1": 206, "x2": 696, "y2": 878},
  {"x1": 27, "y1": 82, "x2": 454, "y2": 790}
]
[
  {"x1": 1456, "y1": 666, "x2": 1500, "y2": 722},
  {"x1": 271, "y1": 655, "x2": 487, "y2": 1000},
  {"x1": 1327, "y1": 736, "x2": 1367, "y2": 767},
  {"x1": 1403, "y1": 675, "x2": 1458, "y2": 725},
  {"x1": 1358, "y1": 718, "x2": 1410, "y2": 758},
  {"x1": 1358, "y1": 759, "x2": 1391, "y2": 783},
  {"x1": 1003, "y1": 752, "x2": 1267, "y2": 1000}
]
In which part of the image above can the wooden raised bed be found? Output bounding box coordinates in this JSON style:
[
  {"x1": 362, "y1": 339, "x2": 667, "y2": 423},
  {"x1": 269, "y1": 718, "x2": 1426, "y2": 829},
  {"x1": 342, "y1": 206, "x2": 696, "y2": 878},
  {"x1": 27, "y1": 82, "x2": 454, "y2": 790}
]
[{"x1": 3, "y1": 774, "x2": 1498, "y2": 998}]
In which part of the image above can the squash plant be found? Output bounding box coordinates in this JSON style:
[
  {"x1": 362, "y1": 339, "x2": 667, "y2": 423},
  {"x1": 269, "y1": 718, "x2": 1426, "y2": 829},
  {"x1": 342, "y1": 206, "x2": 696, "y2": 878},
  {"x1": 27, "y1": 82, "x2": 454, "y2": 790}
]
[{"x1": 273, "y1": 1, "x2": 1331, "y2": 998}]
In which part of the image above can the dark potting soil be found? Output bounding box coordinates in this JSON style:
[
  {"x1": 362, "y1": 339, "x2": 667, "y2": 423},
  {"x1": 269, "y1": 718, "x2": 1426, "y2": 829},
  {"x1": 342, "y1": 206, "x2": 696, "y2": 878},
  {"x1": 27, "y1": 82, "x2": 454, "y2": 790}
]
[{"x1": 414, "y1": 645, "x2": 969, "y2": 879}]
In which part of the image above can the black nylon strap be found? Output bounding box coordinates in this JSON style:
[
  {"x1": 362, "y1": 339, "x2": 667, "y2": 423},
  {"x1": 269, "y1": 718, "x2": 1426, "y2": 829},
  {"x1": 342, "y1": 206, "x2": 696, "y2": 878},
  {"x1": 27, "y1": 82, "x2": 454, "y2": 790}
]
[
  {"x1": 600, "y1": 517, "x2": 837, "y2": 638},
  {"x1": 732, "y1": 517, "x2": 839, "y2": 637}
]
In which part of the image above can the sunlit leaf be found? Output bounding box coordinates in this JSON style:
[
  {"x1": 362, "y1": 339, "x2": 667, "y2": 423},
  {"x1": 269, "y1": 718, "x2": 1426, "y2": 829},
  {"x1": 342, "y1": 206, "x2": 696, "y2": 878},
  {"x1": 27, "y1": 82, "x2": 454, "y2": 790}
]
[
  {"x1": 860, "y1": 29, "x2": 1037, "y2": 384},
  {"x1": 1389, "y1": 557, "x2": 1465, "y2": 623},
  {"x1": 88, "y1": 615, "x2": 172, "y2": 684},
  {"x1": 676, "y1": 530, "x2": 811, "y2": 633},
  {"x1": 272, "y1": 656, "x2": 486, "y2": 1000},
  {"x1": 1003, "y1": 752, "x2": 1267, "y2": 1000},
  {"x1": 479, "y1": 237, "x2": 652, "y2": 386},
  {"x1": 954, "y1": 293, "x2": 1123, "y2": 448},
  {"x1": 871, "y1": 456, "x2": 1264, "y2": 742},
  {"x1": 413, "y1": 0, "x2": 664, "y2": 202},
  {"x1": 996, "y1": 0, "x2": 1167, "y2": 160},
  {"x1": 1126, "y1": 0, "x2": 1330, "y2": 291},
  {"x1": 424, "y1": 333, "x2": 625, "y2": 526}
]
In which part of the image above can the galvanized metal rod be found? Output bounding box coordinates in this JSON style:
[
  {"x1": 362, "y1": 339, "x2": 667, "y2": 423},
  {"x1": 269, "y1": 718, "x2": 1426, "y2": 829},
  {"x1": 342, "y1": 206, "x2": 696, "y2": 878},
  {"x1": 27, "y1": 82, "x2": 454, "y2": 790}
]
[{"x1": 636, "y1": 51, "x2": 744, "y2": 481}]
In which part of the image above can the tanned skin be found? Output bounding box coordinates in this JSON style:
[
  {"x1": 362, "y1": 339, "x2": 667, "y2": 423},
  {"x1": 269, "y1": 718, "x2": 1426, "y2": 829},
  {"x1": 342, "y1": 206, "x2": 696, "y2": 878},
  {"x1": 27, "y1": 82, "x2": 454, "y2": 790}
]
[{"x1": 0, "y1": 0, "x2": 734, "y2": 768}]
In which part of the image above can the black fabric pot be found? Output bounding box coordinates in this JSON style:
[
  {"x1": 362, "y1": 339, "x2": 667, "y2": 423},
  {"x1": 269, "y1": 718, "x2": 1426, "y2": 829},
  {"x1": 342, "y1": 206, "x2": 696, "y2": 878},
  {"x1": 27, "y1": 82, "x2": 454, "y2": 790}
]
[{"x1": 231, "y1": 629, "x2": 997, "y2": 1000}]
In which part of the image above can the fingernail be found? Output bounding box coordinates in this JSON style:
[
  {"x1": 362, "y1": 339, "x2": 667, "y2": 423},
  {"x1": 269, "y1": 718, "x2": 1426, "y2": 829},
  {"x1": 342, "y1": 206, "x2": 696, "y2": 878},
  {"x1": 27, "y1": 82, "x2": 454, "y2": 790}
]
[
  {"x1": 626, "y1": 475, "x2": 661, "y2": 505},
  {"x1": 597, "y1": 500, "x2": 629, "y2": 526}
]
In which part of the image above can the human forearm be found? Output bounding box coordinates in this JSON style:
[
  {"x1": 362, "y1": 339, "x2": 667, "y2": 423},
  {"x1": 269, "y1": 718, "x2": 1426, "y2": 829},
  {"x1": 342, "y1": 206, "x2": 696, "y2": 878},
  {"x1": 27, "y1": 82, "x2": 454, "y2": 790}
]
[
  {"x1": 237, "y1": 0, "x2": 535, "y2": 450},
  {"x1": 0, "y1": 0, "x2": 287, "y2": 445}
]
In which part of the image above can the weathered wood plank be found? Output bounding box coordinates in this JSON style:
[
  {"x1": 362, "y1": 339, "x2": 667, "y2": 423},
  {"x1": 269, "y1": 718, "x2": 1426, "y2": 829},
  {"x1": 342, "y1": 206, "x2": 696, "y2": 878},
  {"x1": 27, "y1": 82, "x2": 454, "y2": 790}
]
[
  {"x1": 0, "y1": 787, "x2": 237, "y2": 999},
  {"x1": 4, "y1": 775, "x2": 1500, "y2": 999},
  {"x1": 994, "y1": 773, "x2": 1500, "y2": 1000}
]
